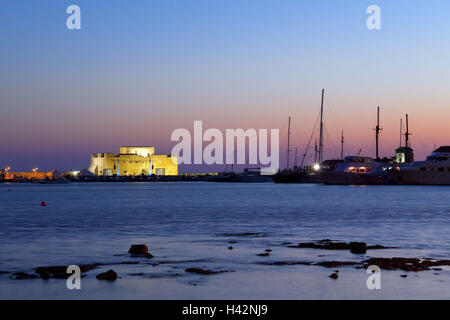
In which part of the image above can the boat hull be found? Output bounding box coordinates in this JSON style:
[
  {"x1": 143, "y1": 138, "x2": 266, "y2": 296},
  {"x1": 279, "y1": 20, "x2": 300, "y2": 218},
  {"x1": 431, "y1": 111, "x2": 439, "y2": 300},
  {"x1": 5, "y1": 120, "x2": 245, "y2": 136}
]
[
  {"x1": 271, "y1": 172, "x2": 321, "y2": 184},
  {"x1": 388, "y1": 171, "x2": 450, "y2": 185},
  {"x1": 321, "y1": 171, "x2": 368, "y2": 185}
]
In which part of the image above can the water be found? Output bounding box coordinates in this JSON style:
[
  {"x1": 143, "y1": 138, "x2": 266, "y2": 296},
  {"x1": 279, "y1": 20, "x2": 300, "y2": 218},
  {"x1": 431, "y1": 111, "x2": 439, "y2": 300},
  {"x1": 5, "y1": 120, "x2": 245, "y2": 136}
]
[{"x1": 0, "y1": 182, "x2": 449, "y2": 299}]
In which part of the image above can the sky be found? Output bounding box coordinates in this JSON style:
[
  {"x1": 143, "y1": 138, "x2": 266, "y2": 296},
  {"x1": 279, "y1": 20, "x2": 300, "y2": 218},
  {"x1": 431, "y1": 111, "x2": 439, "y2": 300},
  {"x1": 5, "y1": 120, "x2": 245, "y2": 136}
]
[{"x1": 1, "y1": 0, "x2": 450, "y2": 172}]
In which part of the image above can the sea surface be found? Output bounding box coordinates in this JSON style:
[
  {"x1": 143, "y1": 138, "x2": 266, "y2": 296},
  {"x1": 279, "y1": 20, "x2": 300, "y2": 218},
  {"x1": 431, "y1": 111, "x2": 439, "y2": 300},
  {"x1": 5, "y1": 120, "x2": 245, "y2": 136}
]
[{"x1": 0, "y1": 182, "x2": 449, "y2": 299}]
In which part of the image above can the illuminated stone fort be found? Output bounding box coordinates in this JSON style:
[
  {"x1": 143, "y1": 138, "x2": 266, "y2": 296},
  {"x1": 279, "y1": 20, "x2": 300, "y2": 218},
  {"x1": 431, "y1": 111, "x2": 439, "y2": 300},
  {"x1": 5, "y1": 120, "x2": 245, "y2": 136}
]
[{"x1": 88, "y1": 146, "x2": 178, "y2": 176}]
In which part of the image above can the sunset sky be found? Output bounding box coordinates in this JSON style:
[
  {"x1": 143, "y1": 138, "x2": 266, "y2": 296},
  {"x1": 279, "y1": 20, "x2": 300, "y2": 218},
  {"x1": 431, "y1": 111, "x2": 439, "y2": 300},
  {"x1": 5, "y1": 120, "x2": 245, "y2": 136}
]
[{"x1": 1, "y1": 0, "x2": 450, "y2": 172}]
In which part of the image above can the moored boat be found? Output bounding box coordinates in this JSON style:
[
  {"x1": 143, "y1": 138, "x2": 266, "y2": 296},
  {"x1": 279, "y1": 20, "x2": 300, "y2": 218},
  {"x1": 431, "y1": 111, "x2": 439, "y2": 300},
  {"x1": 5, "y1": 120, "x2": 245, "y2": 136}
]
[
  {"x1": 321, "y1": 156, "x2": 386, "y2": 185},
  {"x1": 387, "y1": 146, "x2": 450, "y2": 185}
]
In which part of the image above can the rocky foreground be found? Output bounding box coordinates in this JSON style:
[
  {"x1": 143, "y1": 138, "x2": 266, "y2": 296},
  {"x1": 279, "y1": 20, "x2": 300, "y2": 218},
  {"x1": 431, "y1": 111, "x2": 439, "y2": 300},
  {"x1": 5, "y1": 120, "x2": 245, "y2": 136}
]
[{"x1": 3, "y1": 240, "x2": 450, "y2": 281}]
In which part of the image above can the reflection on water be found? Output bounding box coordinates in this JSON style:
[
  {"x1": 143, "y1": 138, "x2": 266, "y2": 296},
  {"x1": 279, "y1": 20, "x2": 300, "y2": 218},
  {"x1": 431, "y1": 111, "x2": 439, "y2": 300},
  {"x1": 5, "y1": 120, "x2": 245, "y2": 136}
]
[{"x1": 0, "y1": 182, "x2": 449, "y2": 299}]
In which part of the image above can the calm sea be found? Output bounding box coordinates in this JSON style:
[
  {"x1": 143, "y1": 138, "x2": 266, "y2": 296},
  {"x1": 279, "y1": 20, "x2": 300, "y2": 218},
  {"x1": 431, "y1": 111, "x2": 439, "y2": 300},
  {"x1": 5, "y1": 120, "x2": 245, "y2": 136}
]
[{"x1": 0, "y1": 182, "x2": 449, "y2": 299}]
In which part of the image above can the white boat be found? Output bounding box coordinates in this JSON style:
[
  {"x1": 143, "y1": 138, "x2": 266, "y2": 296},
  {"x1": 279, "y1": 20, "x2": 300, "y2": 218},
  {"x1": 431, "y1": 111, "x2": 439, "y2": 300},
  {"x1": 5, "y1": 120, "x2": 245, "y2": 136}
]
[
  {"x1": 387, "y1": 146, "x2": 450, "y2": 185},
  {"x1": 321, "y1": 156, "x2": 386, "y2": 185}
]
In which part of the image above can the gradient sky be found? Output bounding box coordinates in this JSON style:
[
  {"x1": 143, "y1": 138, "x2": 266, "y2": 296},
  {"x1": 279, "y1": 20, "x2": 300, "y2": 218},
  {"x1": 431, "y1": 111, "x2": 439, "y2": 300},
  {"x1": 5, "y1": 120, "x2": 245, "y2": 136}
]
[{"x1": 1, "y1": 0, "x2": 450, "y2": 172}]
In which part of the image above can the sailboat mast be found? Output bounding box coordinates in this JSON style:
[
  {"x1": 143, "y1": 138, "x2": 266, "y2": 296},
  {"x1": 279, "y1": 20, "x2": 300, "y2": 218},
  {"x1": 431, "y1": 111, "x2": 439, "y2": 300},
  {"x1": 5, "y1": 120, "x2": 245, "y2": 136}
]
[
  {"x1": 375, "y1": 106, "x2": 382, "y2": 160},
  {"x1": 405, "y1": 114, "x2": 411, "y2": 162},
  {"x1": 286, "y1": 116, "x2": 291, "y2": 169},
  {"x1": 340, "y1": 130, "x2": 344, "y2": 160},
  {"x1": 314, "y1": 139, "x2": 318, "y2": 163},
  {"x1": 405, "y1": 114, "x2": 410, "y2": 148},
  {"x1": 319, "y1": 89, "x2": 324, "y2": 164},
  {"x1": 399, "y1": 118, "x2": 403, "y2": 147}
]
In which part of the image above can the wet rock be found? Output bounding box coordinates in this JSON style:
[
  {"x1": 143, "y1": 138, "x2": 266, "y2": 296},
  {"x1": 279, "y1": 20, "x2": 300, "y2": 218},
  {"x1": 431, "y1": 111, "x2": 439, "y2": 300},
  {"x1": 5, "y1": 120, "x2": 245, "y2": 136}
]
[
  {"x1": 259, "y1": 261, "x2": 312, "y2": 266},
  {"x1": 400, "y1": 274, "x2": 407, "y2": 278},
  {"x1": 367, "y1": 244, "x2": 393, "y2": 250},
  {"x1": 128, "y1": 244, "x2": 154, "y2": 258},
  {"x1": 228, "y1": 246, "x2": 233, "y2": 250},
  {"x1": 329, "y1": 273, "x2": 339, "y2": 279},
  {"x1": 349, "y1": 242, "x2": 367, "y2": 254},
  {"x1": 128, "y1": 244, "x2": 149, "y2": 254},
  {"x1": 221, "y1": 232, "x2": 267, "y2": 238},
  {"x1": 118, "y1": 261, "x2": 140, "y2": 265},
  {"x1": 289, "y1": 239, "x2": 391, "y2": 253},
  {"x1": 35, "y1": 266, "x2": 69, "y2": 279},
  {"x1": 422, "y1": 259, "x2": 450, "y2": 267},
  {"x1": 40, "y1": 270, "x2": 51, "y2": 279},
  {"x1": 257, "y1": 253, "x2": 270, "y2": 257},
  {"x1": 228, "y1": 241, "x2": 238, "y2": 244},
  {"x1": 96, "y1": 269, "x2": 117, "y2": 281},
  {"x1": 265, "y1": 249, "x2": 272, "y2": 252},
  {"x1": 185, "y1": 268, "x2": 229, "y2": 275},
  {"x1": 363, "y1": 257, "x2": 450, "y2": 272},
  {"x1": 290, "y1": 240, "x2": 349, "y2": 250},
  {"x1": 35, "y1": 263, "x2": 103, "y2": 279},
  {"x1": 12, "y1": 272, "x2": 38, "y2": 280}
]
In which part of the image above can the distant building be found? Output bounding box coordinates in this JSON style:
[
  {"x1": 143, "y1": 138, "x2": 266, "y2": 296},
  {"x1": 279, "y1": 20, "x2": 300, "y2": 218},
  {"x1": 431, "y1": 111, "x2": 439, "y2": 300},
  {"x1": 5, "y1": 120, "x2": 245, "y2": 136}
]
[
  {"x1": 88, "y1": 146, "x2": 178, "y2": 176},
  {"x1": 2, "y1": 170, "x2": 55, "y2": 180}
]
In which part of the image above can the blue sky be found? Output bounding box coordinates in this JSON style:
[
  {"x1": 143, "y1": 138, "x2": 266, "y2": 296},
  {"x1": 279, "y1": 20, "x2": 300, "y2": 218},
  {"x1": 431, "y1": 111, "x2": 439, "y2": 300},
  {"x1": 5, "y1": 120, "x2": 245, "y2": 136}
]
[{"x1": 1, "y1": 1, "x2": 450, "y2": 171}]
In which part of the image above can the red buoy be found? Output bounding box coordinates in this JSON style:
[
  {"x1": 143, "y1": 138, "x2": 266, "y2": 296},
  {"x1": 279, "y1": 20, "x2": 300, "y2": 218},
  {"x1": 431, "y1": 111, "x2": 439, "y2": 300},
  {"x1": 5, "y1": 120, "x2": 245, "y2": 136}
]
[{"x1": 41, "y1": 201, "x2": 46, "y2": 207}]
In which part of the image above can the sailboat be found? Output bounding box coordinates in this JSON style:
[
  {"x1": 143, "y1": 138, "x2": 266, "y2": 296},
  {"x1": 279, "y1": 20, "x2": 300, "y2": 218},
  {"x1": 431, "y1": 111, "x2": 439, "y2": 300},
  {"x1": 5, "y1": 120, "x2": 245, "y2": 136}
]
[
  {"x1": 321, "y1": 107, "x2": 396, "y2": 185},
  {"x1": 272, "y1": 89, "x2": 326, "y2": 183}
]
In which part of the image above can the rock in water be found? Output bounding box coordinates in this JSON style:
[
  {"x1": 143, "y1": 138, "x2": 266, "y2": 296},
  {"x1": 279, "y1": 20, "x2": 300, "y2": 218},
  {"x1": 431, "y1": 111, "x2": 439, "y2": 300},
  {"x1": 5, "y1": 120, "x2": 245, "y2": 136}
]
[
  {"x1": 128, "y1": 244, "x2": 154, "y2": 258},
  {"x1": 12, "y1": 272, "x2": 38, "y2": 280},
  {"x1": 128, "y1": 244, "x2": 149, "y2": 254},
  {"x1": 185, "y1": 268, "x2": 229, "y2": 275},
  {"x1": 349, "y1": 242, "x2": 367, "y2": 254},
  {"x1": 257, "y1": 253, "x2": 270, "y2": 257},
  {"x1": 96, "y1": 269, "x2": 117, "y2": 281},
  {"x1": 329, "y1": 273, "x2": 339, "y2": 279}
]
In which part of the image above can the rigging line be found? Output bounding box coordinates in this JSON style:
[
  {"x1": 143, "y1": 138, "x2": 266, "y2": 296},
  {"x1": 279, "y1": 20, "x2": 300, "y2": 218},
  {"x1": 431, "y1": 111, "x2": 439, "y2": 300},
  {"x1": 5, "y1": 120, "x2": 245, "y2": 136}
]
[
  {"x1": 324, "y1": 126, "x2": 339, "y2": 160},
  {"x1": 326, "y1": 103, "x2": 342, "y2": 151},
  {"x1": 410, "y1": 119, "x2": 429, "y2": 151},
  {"x1": 300, "y1": 110, "x2": 321, "y2": 168}
]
